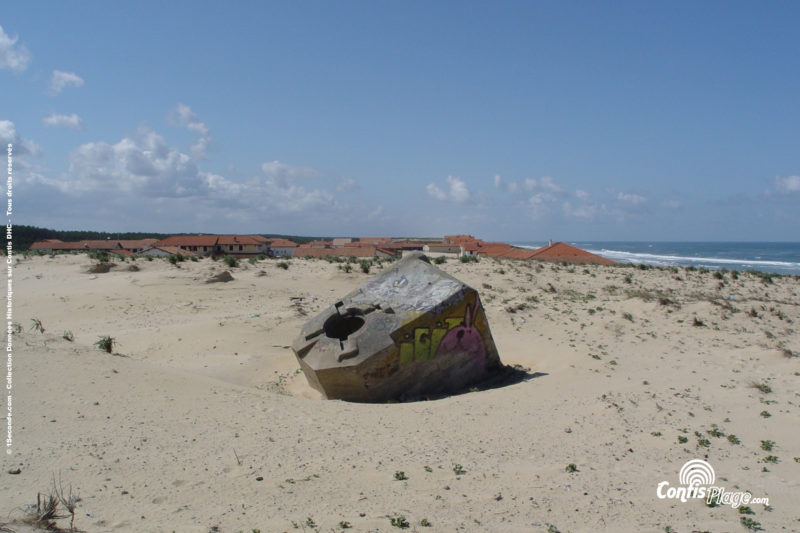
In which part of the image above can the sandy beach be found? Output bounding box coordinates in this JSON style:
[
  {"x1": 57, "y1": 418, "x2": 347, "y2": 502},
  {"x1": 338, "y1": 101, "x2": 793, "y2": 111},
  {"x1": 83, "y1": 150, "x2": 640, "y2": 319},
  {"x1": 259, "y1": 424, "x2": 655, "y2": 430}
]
[{"x1": 3, "y1": 253, "x2": 799, "y2": 532}]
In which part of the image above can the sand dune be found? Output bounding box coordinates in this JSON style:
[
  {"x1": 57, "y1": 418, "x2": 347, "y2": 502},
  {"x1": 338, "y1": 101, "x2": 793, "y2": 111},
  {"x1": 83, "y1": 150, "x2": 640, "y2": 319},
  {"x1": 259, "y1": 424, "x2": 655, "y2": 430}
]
[{"x1": 3, "y1": 253, "x2": 799, "y2": 532}]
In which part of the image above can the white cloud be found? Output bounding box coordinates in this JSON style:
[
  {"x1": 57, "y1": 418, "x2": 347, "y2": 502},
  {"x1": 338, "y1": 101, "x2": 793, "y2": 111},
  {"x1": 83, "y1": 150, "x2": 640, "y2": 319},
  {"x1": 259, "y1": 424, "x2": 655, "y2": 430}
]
[
  {"x1": 0, "y1": 120, "x2": 41, "y2": 156},
  {"x1": 661, "y1": 199, "x2": 681, "y2": 209},
  {"x1": 43, "y1": 126, "x2": 339, "y2": 218},
  {"x1": 426, "y1": 183, "x2": 446, "y2": 200},
  {"x1": 773, "y1": 175, "x2": 800, "y2": 194},
  {"x1": 50, "y1": 70, "x2": 84, "y2": 95},
  {"x1": 42, "y1": 113, "x2": 84, "y2": 129},
  {"x1": 261, "y1": 160, "x2": 323, "y2": 186},
  {"x1": 563, "y1": 190, "x2": 602, "y2": 219},
  {"x1": 523, "y1": 176, "x2": 562, "y2": 193},
  {"x1": 170, "y1": 103, "x2": 211, "y2": 157},
  {"x1": 616, "y1": 191, "x2": 647, "y2": 205},
  {"x1": 65, "y1": 127, "x2": 203, "y2": 196},
  {"x1": 496, "y1": 174, "x2": 563, "y2": 196},
  {"x1": 528, "y1": 192, "x2": 556, "y2": 218},
  {"x1": 336, "y1": 177, "x2": 357, "y2": 192},
  {"x1": 0, "y1": 26, "x2": 30, "y2": 71},
  {"x1": 426, "y1": 176, "x2": 470, "y2": 203}
]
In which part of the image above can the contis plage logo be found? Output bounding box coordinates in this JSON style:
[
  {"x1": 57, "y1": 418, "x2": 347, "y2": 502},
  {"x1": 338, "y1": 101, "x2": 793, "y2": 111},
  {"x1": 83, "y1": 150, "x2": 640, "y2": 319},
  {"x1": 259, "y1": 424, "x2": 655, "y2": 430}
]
[{"x1": 657, "y1": 459, "x2": 769, "y2": 508}]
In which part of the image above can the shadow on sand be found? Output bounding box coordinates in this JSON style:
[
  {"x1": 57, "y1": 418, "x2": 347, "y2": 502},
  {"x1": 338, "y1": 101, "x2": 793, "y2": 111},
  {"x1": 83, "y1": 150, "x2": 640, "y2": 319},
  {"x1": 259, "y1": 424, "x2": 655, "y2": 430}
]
[{"x1": 398, "y1": 364, "x2": 547, "y2": 403}]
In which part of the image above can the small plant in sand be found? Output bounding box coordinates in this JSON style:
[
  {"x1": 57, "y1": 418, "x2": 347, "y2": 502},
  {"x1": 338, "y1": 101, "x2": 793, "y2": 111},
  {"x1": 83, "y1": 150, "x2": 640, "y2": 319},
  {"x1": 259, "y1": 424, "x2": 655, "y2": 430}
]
[
  {"x1": 678, "y1": 436, "x2": 688, "y2": 444},
  {"x1": 222, "y1": 255, "x2": 239, "y2": 268},
  {"x1": 62, "y1": 330, "x2": 74, "y2": 342},
  {"x1": 727, "y1": 434, "x2": 741, "y2": 445},
  {"x1": 692, "y1": 316, "x2": 705, "y2": 327},
  {"x1": 30, "y1": 318, "x2": 45, "y2": 333},
  {"x1": 452, "y1": 463, "x2": 466, "y2": 475},
  {"x1": 432, "y1": 255, "x2": 447, "y2": 264},
  {"x1": 276, "y1": 261, "x2": 289, "y2": 270},
  {"x1": 359, "y1": 260, "x2": 372, "y2": 274},
  {"x1": 168, "y1": 253, "x2": 186, "y2": 265},
  {"x1": 394, "y1": 471, "x2": 408, "y2": 481},
  {"x1": 740, "y1": 516, "x2": 762, "y2": 530},
  {"x1": 750, "y1": 381, "x2": 772, "y2": 394},
  {"x1": 546, "y1": 523, "x2": 562, "y2": 533},
  {"x1": 419, "y1": 518, "x2": 432, "y2": 527},
  {"x1": 305, "y1": 516, "x2": 317, "y2": 528},
  {"x1": 565, "y1": 463, "x2": 578, "y2": 473},
  {"x1": 341, "y1": 264, "x2": 353, "y2": 273},
  {"x1": 338, "y1": 521, "x2": 352, "y2": 529},
  {"x1": 88, "y1": 249, "x2": 109, "y2": 262},
  {"x1": 24, "y1": 476, "x2": 79, "y2": 532},
  {"x1": 761, "y1": 455, "x2": 779, "y2": 464},
  {"x1": 760, "y1": 440, "x2": 775, "y2": 451},
  {"x1": 95, "y1": 336, "x2": 115, "y2": 353},
  {"x1": 24, "y1": 492, "x2": 61, "y2": 530},
  {"x1": 390, "y1": 515, "x2": 410, "y2": 529},
  {"x1": 759, "y1": 410, "x2": 771, "y2": 418}
]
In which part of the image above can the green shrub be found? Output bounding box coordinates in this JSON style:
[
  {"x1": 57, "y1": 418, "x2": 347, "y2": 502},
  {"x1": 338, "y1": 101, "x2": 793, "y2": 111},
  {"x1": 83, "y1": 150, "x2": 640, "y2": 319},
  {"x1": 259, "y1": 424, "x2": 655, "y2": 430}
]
[
  {"x1": 95, "y1": 336, "x2": 115, "y2": 353},
  {"x1": 168, "y1": 253, "x2": 186, "y2": 265}
]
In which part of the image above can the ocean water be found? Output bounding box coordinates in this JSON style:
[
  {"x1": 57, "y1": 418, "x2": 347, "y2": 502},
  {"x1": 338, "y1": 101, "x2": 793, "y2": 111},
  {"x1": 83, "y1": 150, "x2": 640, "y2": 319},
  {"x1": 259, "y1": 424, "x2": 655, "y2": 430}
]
[{"x1": 514, "y1": 241, "x2": 800, "y2": 276}]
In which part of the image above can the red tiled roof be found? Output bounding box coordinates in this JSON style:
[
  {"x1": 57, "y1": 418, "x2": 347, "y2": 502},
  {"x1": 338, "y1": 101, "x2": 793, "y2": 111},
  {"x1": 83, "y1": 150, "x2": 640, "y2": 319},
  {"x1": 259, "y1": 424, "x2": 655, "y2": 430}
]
[
  {"x1": 118, "y1": 239, "x2": 158, "y2": 250},
  {"x1": 359, "y1": 237, "x2": 392, "y2": 244},
  {"x1": 381, "y1": 242, "x2": 426, "y2": 250},
  {"x1": 444, "y1": 234, "x2": 477, "y2": 244},
  {"x1": 30, "y1": 241, "x2": 60, "y2": 250},
  {"x1": 305, "y1": 240, "x2": 332, "y2": 248},
  {"x1": 30, "y1": 239, "x2": 122, "y2": 251},
  {"x1": 529, "y1": 242, "x2": 616, "y2": 265},
  {"x1": 111, "y1": 249, "x2": 134, "y2": 257},
  {"x1": 266, "y1": 238, "x2": 297, "y2": 248},
  {"x1": 154, "y1": 235, "x2": 219, "y2": 247},
  {"x1": 217, "y1": 235, "x2": 266, "y2": 246},
  {"x1": 148, "y1": 246, "x2": 198, "y2": 256},
  {"x1": 475, "y1": 243, "x2": 514, "y2": 257},
  {"x1": 296, "y1": 246, "x2": 375, "y2": 258}
]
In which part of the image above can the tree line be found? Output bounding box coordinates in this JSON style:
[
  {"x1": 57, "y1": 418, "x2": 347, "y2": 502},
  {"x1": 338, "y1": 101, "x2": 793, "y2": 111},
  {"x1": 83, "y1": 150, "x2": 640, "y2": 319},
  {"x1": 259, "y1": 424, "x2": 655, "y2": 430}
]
[{"x1": 11, "y1": 225, "x2": 327, "y2": 251}]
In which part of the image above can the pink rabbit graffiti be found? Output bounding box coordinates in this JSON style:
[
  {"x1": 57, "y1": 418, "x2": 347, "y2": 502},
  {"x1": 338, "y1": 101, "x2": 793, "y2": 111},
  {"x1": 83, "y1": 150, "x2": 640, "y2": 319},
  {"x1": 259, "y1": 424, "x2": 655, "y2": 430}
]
[{"x1": 436, "y1": 300, "x2": 486, "y2": 363}]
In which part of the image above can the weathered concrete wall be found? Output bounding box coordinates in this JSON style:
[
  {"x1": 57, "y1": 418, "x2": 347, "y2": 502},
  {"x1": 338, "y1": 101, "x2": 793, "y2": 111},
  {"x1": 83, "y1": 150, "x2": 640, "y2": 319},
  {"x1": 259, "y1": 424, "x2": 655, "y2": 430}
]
[{"x1": 292, "y1": 252, "x2": 502, "y2": 402}]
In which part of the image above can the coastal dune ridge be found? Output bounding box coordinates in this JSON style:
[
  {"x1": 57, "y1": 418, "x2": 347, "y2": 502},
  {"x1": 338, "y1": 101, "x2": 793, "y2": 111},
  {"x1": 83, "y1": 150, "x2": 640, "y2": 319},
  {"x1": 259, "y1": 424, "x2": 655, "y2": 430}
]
[{"x1": 4, "y1": 252, "x2": 800, "y2": 532}]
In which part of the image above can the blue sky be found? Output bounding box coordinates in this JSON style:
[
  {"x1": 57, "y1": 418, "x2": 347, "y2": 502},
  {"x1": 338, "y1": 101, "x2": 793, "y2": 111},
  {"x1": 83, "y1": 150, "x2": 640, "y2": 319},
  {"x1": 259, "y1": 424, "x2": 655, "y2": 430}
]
[{"x1": 2, "y1": 1, "x2": 798, "y2": 241}]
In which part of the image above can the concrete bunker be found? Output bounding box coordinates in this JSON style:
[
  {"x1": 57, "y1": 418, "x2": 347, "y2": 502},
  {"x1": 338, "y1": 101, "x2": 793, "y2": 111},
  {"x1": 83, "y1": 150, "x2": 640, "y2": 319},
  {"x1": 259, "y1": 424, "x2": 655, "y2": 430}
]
[{"x1": 292, "y1": 252, "x2": 503, "y2": 402}]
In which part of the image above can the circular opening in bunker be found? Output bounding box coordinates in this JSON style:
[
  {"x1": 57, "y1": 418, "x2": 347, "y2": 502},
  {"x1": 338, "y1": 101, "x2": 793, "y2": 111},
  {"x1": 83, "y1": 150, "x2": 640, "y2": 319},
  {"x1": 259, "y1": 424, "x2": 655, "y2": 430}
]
[{"x1": 324, "y1": 314, "x2": 365, "y2": 341}]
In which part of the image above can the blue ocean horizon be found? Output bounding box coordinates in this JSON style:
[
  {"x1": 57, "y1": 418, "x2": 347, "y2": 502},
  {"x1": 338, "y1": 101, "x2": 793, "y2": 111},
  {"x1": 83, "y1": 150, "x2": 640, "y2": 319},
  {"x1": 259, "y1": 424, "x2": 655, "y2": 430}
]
[{"x1": 513, "y1": 241, "x2": 800, "y2": 276}]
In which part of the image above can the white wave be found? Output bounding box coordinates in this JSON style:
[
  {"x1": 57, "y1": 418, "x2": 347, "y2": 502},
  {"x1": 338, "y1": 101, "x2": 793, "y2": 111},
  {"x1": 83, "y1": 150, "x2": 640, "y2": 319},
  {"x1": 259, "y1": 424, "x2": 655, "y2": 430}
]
[{"x1": 588, "y1": 249, "x2": 800, "y2": 270}]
